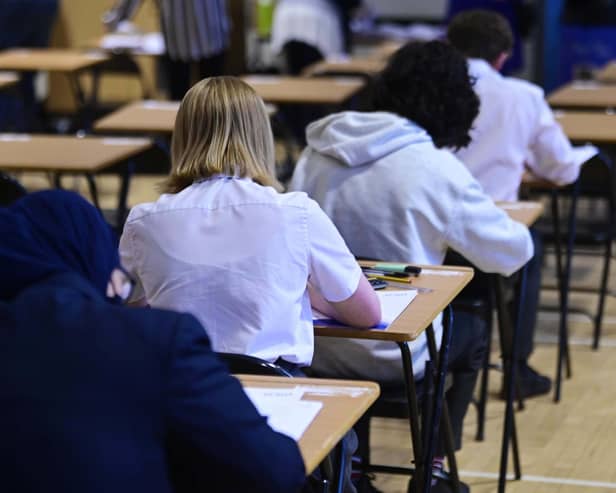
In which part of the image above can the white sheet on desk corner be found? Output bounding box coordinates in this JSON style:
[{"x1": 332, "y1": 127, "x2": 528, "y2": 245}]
[
  {"x1": 243, "y1": 386, "x2": 322, "y2": 441},
  {"x1": 312, "y1": 289, "x2": 417, "y2": 329}
]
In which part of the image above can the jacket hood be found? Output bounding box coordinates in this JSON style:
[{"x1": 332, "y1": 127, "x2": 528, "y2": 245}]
[{"x1": 305, "y1": 111, "x2": 432, "y2": 167}]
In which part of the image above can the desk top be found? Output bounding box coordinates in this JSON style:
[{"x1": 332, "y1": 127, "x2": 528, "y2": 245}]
[
  {"x1": 553, "y1": 110, "x2": 616, "y2": 143},
  {"x1": 497, "y1": 201, "x2": 544, "y2": 227},
  {"x1": 0, "y1": 49, "x2": 109, "y2": 73},
  {"x1": 548, "y1": 82, "x2": 616, "y2": 109},
  {"x1": 94, "y1": 100, "x2": 277, "y2": 135},
  {"x1": 0, "y1": 134, "x2": 152, "y2": 173},
  {"x1": 597, "y1": 62, "x2": 616, "y2": 83},
  {"x1": 374, "y1": 40, "x2": 403, "y2": 58},
  {"x1": 0, "y1": 72, "x2": 18, "y2": 90},
  {"x1": 238, "y1": 375, "x2": 380, "y2": 474},
  {"x1": 241, "y1": 75, "x2": 365, "y2": 105},
  {"x1": 315, "y1": 262, "x2": 473, "y2": 342},
  {"x1": 302, "y1": 57, "x2": 385, "y2": 77},
  {"x1": 94, "y1": 101, "x2": 180, "y2": 134}
]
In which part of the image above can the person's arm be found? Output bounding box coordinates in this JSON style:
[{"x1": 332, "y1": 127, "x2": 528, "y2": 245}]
[
  {"x1": 306, "y1": 200, "x2": 381, "y2": 328},
  {"x1": 525, "y1": 90, "x2": 585, "y2": 186},
  {"x1": 165, "y1": 314, "x2": 306, "y2": 493},
  {"x1": 118, "y1": 221, "x2": 147, "y2": 306},
  {"x1": 102, "y1": 0, "x2": 143, "y2": 31},
  {"x1": 445, "y1": 171, "x2": 534, "y2": 277},
  {"x1": 308, "y1": 274, "x2": 380, "y2": 327}
]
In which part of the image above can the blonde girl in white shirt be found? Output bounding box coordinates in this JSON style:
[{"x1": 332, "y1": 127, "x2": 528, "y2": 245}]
[{"x1": 119, "y1": 76, "x2": 380, "y2": 372}]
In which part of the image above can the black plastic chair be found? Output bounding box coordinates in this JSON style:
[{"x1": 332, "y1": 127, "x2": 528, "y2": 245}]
[
  {"x1": 216, "y1": 352, "x2": 293, "y2": 377},
  {"x1": 0, "y1": 172, "x2": 27, "y2": 206}
]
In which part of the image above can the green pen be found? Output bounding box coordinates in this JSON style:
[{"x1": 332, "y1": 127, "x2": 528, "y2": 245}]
[{"x1": 373, "y1": 263, "x2": 422, "y2": 275}]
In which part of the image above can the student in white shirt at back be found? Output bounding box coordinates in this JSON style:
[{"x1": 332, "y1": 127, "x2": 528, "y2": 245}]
[
  {"x1": 119, "y1": 76, "x2": 380, "y2": 374},
  {"x1": 448, "y1": 10, "x2": 596, "y2": 398}
]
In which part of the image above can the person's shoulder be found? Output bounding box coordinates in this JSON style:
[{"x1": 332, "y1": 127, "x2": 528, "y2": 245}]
[{"x1": 501, "y1": 75, "x2": 545, "y2": 100}]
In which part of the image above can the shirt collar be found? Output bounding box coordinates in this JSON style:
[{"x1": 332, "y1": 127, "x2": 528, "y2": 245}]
[{"x1": 467, "y1": 58, "x2": 502, "y2": 81}]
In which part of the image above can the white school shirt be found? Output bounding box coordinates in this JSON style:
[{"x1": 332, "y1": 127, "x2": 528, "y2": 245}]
[
  {"x1": 270, "y1": 0, "x2": 344, "y2": 58},
  {"x1": 455, "y1": 58, "x2": 589, "y2": 202},
  {"x1": 290, "y1": 111, "x2": 533, "y2": 382},
  {"x1": 119, "y1": 176, "x2": 361, "y2": 366}
]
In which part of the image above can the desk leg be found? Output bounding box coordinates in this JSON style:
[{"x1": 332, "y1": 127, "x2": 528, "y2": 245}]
[
  {"x1": 425, "y1": 307, "x2": 460, "y2": 493},
  {"x1": 552, "y1": 179, "x2": 580, "y2": 403},
  {"x1": 335, "y1": 438, "x2": 347, "y2": 493},
  {"x1": 422, "y1": 309, "x2": 454, "y2": 493},
  {"x1": 397, "y1": 341, "x2": 425, "y2": 491},
  {"x1": 495, "y1": 270, "x2": 525, "y2": 493},
  {"x1": 116, "y1": 160, "x2": 135, "y2": 227},
  {"x1": 85, "y1": 173, "x2": 100, "y2": 211}
]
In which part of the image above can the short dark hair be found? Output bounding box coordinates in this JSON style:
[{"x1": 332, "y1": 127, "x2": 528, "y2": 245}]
[
  {"x1": 447, "y1": 9, "x2": 514, "y2": 63},
  {"x1": 372, "y1": 40, "x2": 479, "y2": 149}
]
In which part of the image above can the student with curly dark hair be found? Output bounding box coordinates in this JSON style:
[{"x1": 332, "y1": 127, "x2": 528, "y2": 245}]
[
  {"x1": 290, "y1": 40, "x2": 533, "y2": 493},
  {"x1": 372, "y1": 40, "x2": 479, "y2": 149}
]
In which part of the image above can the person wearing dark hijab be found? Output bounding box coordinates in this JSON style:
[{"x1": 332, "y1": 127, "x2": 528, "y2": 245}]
[{"x1": 0, "y1": 190, "x2": 305, "y2": 493}]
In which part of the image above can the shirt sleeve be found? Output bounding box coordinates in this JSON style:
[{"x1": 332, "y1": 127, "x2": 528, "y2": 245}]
[
  {"x1": 118, "y1": 221, "x2": 146, "y2": 303},
  {"x1": 306, "y1": 199, "x2": 362, "y2": 302},
  {"x1": 525, "y1": 92, "x2": 582, "y2": 186},
  {"x1": 164, "y1": 313, "x2": 306, "y2": 493},
  {"x1": 444, "y1": 176, "x2": 534, "y2": 277}
]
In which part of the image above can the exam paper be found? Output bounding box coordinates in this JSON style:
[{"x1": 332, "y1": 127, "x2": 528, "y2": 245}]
[
  {"x1": 243, "y1": 386, "x2": 322, "y2": 441},
  {"x1": 313, "y1": 289, "x2": 417, "y2": 329}
]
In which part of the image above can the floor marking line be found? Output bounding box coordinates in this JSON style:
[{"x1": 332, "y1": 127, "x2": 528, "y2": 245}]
[{"x1": 459, "y1": 470, "x2": 616, "y2": 489}]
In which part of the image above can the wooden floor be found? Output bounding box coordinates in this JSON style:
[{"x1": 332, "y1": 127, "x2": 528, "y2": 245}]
[{"x1": 16, "y1": 172, "x2": 616, "y2": 493}]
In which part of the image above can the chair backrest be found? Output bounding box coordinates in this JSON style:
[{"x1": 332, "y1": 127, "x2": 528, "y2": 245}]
[
  {"x1": 0, "y1": 172, "x2": 26, "y2": 206},
  {"x1": 216, "y1": 352, "x2": 293, "y2": 377}
]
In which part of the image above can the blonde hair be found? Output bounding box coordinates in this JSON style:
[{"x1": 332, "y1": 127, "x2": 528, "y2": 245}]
[{"x1": 165, "y1": 76, "x2": 279, "y2": 193}]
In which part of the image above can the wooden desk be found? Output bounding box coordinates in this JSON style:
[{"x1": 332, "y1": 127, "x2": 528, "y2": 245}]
[
  {"x1": 316, "y1": 262, "x2": 473, "y2": 492},
  {"x1": 553, "y1": 111, "x2": 616, "y2": 143},
  {"x1": 241, "y1": 75, "x2": 365, "y2": 105},
  {"x1": 238, "y1": 375, "x2": 379, "y2": 474},
  {"x1": 0, "y1": 134, "x2": 152, "y2": 224},
  {"x1": 597, "y1": 61, "x2": 616, "y2": 83},
  {"x1": 94, "y1": 100, "x2": 277, "y2": 135},
  {"x1": 315, "y1": 263, "x2": 473, "y2": 342},
  {"x1": 0, "y1": 72, "x2": 18, "y2": 91},
  {"x1": 548, "y1": 82, "x2": 616, "y2": 109},
  {"x1": 498, "y1": 201, "x2": 544, "y2": 227},
  {"x1": 302, "y1": 57, "x2": 385, "y2": 77},
  {"x1": 0, "y1": 49, "x2": 108, "y2": 73},
  {"x1": 0, "y1": 134, "x2": 151, "y2": 173},
  {"x1": 373, "y1": 40, "x2": 403, "y2": 58},
  {"x1": 95, "y1": 101, "x2": 180, "y2": 134}
]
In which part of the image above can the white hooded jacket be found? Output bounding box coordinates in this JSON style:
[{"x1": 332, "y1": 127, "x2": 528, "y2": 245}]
[{"x1": 290, "y1": 111, "x2": 533, "y2": 382}]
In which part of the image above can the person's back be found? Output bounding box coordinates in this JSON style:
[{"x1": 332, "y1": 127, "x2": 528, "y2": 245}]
[
  {"x1": 0, "y1": 190, "x2": 306, "y2": 493},
  {"x1": 122, "y1": 177, "x2": 342, "y2": 364},
  {"x1": 291, "y1": 110, "x2": 530, "y2": 272}
]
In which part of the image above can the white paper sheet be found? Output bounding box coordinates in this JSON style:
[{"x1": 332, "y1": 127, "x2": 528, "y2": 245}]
[
  {"x1": 313, "y1": 289, "x2": 417, "y2": 329},
  {"x1": 243, "y1": 386, "x2": 322, "y2": 441}
]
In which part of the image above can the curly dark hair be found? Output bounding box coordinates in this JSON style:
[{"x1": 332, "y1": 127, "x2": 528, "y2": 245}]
[
  {"x1": 447, "y1": 9, "x2": 514, "y2": 64},
  {"x1": 372, "y1": 40, "x2": 479, "y2": 149}
]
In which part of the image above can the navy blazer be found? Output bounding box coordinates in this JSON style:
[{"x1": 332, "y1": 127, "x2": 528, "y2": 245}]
[{"x1": 0, "y1": 273, "x2": 305, "y2": 493}]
